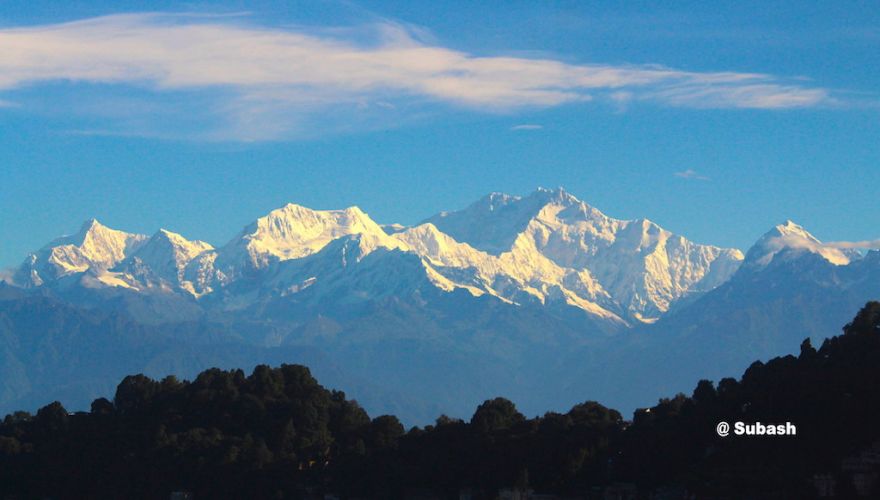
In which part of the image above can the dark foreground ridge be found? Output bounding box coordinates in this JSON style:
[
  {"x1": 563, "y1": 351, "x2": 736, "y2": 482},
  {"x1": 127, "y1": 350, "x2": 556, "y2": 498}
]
[{"x1": 2, "y1": 302, "x2": 880, "y2": 499}]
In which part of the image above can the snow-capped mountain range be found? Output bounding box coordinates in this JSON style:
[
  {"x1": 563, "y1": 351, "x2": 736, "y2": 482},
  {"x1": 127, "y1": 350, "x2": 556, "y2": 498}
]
[
  {"x1": 10, "y1": 188, "x2": 759, "y2": 325},
  {"x1": 2, "y1": 187, "x2": 878, "y2": 424}
]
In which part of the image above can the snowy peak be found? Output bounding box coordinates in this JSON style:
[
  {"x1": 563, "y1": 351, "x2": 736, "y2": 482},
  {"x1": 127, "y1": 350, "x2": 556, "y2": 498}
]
[
  {"x1": 425, "y1": 187, "x2": 614, "y2": 256},
  {"x1": 152, "y1": 228, "x2": 214, "y2": 254},
  {"x1": 426, "y1": 189, "x2": 743, "y2": 321},
  {"x1": 186, "y1": 202, "x2": 402, "y2": 294},
  {"x1": 228, "y1": 203, "x2": 389, "y2": 265},
  {"x1": 533, "y1": 186, "x2": 581, "y2": 205},
  {"x1": 13, "y1": 219, "x2": 147, "y2": 286},
  {"x1": 473, "y1": 191, "x2": 522, "y2": 212},
  {"x1": 60, "y1": 219, "x2": 148, "y2": 268},
  {"x1": 423, "y1": 188, "x2": 564, "y2": 254},
  {"x1": 744, "y1": 220, "x2": 857, "y2": 268},
  {"x1": 117, "y1": 229, "x2": 213, "y2": 286},
  {"x1": 768, "y1": 220, "x2": 821, "y2": 244}
]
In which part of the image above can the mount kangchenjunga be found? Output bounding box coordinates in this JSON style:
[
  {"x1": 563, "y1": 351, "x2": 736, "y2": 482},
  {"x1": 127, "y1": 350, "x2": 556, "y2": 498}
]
[
  {"x1": 425, "y1": 188, "x2": 744, "y2": 321},
  {"x1": 10, "y1": 188, "x2": 745, "y2": 326}
]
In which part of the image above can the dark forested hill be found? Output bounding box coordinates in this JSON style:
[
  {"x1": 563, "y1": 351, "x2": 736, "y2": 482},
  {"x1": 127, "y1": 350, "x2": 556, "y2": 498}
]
[{"x1": 2, "y1": 302, "x2": 880, "y2": 498}]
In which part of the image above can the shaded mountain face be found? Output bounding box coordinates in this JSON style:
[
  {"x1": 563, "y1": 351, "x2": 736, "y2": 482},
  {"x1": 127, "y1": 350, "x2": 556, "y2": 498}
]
[
  {"x1": 567, "y1": 223, "x2": 880, "y2": 414},
  {"x1": 114, "y1": 229, "x2": 214, "y2": 294},
  {"x1": 2, "y1": 189, "x2": 878, "y2": 424},
  {"x1": 681, "y1": 223, "x2": 877, "y2": 355},
  {"x1": 0, "y1": 287, "x2": 432, "y2": 422}
]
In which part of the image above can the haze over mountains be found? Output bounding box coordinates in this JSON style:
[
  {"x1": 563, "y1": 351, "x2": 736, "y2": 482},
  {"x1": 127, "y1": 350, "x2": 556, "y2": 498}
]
[{"x1": 2, "y1": 188, "x2": 877, "y2": 423}]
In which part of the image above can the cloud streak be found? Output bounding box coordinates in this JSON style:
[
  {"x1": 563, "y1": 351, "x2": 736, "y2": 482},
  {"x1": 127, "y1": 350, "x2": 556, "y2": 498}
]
[
  {"x1": 0, "y1": 13, "x2": 839, "y2": 139},
  {"x1": 674, "y1": 169, "x2": 710, "y2": 181},
  {"x1": 511, "y1": 124, "x2": 543, "y2": 131},
  {"x1": 826, "y1": 240, "x2": 880, "y2": 250}
]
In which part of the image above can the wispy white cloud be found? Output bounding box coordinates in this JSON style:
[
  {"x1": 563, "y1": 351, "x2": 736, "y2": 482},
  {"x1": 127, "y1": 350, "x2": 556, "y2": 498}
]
[
  {"x1": 0, "y1": 13, "x2": 840, "y2": 140},
  {"x1": 511, "y1": 124, "x2": 543, "y2": 131},
  {"x1": 649, "y1": 84, "x2": 833, "y2": 109},
  {"x1": 825, "y1": 239, "x2": 880, "y2": 250},
  {"x1": 674, "y1": 169, "x2": 710, "y2": 181}
]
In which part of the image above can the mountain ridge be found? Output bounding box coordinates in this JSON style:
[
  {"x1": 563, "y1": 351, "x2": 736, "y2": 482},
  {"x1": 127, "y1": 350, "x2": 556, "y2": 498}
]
[{"x1": 8, "y1": 188, "x2": 748, "y2": 325}]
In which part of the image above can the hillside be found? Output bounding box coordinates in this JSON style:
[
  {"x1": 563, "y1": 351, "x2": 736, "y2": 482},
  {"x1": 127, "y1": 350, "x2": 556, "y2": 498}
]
[{"x1": 2, "y1": 303, "x2": 879, "y2": 498}]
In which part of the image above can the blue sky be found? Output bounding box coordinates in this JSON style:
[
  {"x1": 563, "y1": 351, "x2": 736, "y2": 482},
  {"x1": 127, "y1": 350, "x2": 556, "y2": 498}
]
[{"x1": 1, "y1": 1, "x2": 878, "y2": 267}]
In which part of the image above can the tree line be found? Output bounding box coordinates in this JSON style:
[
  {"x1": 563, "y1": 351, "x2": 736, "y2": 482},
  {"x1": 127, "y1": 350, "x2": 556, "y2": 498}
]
[{"x1": 2, "y1": 302, "x2": 880, "y2": 498}]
